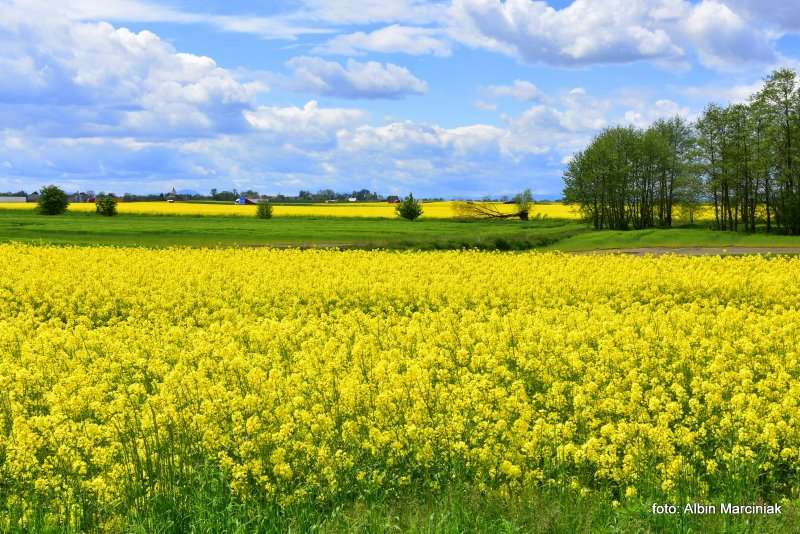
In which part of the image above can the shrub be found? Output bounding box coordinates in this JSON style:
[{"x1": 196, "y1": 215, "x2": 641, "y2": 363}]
[
  {"x1": 37, "y1": 185, "x2": 69, "y2": 215},
  {"x1": 256, "y1": 202, "x2": 273, "y2": 219},
  {"x1": 95, "y1": 195, "x2": 118, "y2": 216},
  {"x1": 396, "y1": 194, "x2": 423, "y2": 221},
  {"x1": 514, "y1": 188, "x2": 533, "y2": 220}
]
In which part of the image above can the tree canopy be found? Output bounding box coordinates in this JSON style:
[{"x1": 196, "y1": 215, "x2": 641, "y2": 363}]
[{"x1": 563, "y1": 67, "x2": 800, "y2": 234}]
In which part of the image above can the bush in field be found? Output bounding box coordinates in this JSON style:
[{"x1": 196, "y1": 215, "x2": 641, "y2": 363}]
[
  {"x1": 396, "y1": 193, "x2": 423, "y2": 220},
  {"x1": 95, "y1": 195, "x2": 118, "y2": 216},
  {"x1": 514, "y1": 189, "x2": 533, "y2": 220},
  {"x1": 37, "y1": 185, "x2": 69, "y2": 215},
  {"x1": 256, "y1": 202, "x2": 273, "y2": 219}
]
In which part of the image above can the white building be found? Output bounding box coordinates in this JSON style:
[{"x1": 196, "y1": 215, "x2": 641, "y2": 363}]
[{"x1": 0, "y1": 197, "x2": 27, "y2": 203}]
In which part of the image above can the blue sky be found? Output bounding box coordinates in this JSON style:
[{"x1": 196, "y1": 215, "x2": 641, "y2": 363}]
[{"x1": 1, "y1": 0, "x2": 800, "y2": 198}]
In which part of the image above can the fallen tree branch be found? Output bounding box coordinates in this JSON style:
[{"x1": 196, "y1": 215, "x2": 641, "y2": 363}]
[{"x1": 454, "y1": 201, "x2": 529, "y2": 220}]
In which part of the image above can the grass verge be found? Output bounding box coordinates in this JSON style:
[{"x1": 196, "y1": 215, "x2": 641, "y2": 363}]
[{"x1": 7, "y1": 467, "x2": 798, "y2": 534}]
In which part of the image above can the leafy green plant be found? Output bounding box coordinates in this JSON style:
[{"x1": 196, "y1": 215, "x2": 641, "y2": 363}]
[
  {"x1": 256, "y1": 202, "x2": 273, "y2": 219},
  {"x1": 95, "y1": 195, "x2": 118, "y2": 216},
  {"x1": 37, "y1": 185, "x2": 69, "y2": 215},
  {"x1": 396, "y1": 193, "x2": 423, "y2": 221}
]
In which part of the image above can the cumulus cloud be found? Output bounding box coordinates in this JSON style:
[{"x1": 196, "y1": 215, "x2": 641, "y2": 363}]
[
  {"x1": 679, "y1": 80, "x2": 764, "y2": 105},
  {"x1": 0, "y1": 10, "x2": 262, "y2": 139},
  {"x1": 509, "y1": 88, "x2": 609, "y2": 133},
  {"x1": 20, "y1": 0, "x2": 792, "y2": 72},
  {"x1": 450, "y1": 0, "x2": 685, "y2": 66},
  {"x1": 622, "y1": 99, "x2": 692, "y2": 128},
  {"x1": 449, "y1": 0, "x2": 776, "y2": 70},
  {"x1": 332, "y1": 121, "x2": 550, "y2": 196},
  {"x1": 484, "y1": 80, "x2": 546, "y2": 102},
  {"x1": 683, "y1": 1, "x2": 775, "y2": 70},
  {"x1": 337, "y1": 122, "x2": 511, "y2": 158},
  {"x1": 313, "y1": 25, "x2": 451, "y2": 57},
  {"x1": 499, "y1": 88, "x2": 611, "y2": 157},
  {"x1": 722, "y1": 1, "x2": 800, "y2": 33},
  {"x1": 286, "y1": 56, "x2": 428, "y2": 99},
  {"x1": 244, "y1": 101, "x2": 368, "y2": 147}
]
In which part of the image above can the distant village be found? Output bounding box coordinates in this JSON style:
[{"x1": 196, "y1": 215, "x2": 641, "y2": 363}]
[{"x1": 0, "y1": 187, "x2": 442, "y2": 204}]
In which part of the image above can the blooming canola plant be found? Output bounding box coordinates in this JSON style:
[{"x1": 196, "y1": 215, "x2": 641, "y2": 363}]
[{"x1": 0, "y1": 244, "x2": 798, "y2": 528}]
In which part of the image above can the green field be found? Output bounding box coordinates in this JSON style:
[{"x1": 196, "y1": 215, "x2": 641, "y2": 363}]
[
  {"x1": 547, "y1": 226, "x2": 800, "y2": 251},
  {"x1": 0, "y1": 209, "x2": 582, "y2": 249},
  {"x1": 4, "y1": 208, "x2": 800, "y2": 251}
]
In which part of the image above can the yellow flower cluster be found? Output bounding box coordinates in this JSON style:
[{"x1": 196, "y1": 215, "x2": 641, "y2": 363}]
[
  {"x1": 1, "y1": 244, "x2": 798, "y2": 527},
  {"x1": 0, "y1": 200, "x2": 580, "y2": 219}
]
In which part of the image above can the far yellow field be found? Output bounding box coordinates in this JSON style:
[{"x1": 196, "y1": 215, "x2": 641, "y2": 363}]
[{"x1": 0, "y1": 200, "x2": 582, "y2": 219}]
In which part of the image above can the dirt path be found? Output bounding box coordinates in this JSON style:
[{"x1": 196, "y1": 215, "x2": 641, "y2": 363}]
[{"x1": 573, "y1": 247, "x2": 800, "y2": 256}]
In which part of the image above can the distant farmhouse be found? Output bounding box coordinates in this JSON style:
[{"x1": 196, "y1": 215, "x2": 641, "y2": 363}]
[{"x1": 0, "y1": 196, "x2": 27, "y2": 203}]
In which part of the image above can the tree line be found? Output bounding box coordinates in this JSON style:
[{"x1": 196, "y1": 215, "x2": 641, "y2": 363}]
[{"x1": 563, "y1": 68, "x2": 800, "y2": 234}]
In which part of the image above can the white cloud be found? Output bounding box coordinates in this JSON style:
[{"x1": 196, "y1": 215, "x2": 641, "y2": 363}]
[
  {"x1": 450, "y1": 0, "x2": 685, "y2": 67},
  {"x1": 449, "y1": 0, "x2": 776, "y2": 71},
  {"x1": 313, "y1": 25, "x2": 451, "y2": 57},
  {"x1": 485, "y1": 80, "x2": 546, "y2": 102},
  {"x1": 286, "y1": 56, "x2": 428, "y2": 99},
  {"x1": 338, "y1": 121, "x2": 512, "y2": 157},
  {"x1": 722, "y1": 1, "x2": 800, "y2": 33},
  {"x1": 622, "y1": 99, "x2": 692, "y2": 128},
  {"x1": 474, "y1": 100, "x2": 498, "y2": 111},
  {"x1": 244, "y1": 101, "x2": 368, "y2": 146},
  {"x1": 679, "y1": 80, "x2": 763, "y2": 105},
  {"x1": 683, "y1": 1, "x2": 775, "y2": 70},
  {"x1": 5, "y1": 0, "x2": 763, "y2": 199},
  {"x1": 20, "y1": 0, "x2": 789, "y2": 73},
  {"x1": 509, "y1": 88, "x2": 610, "y2": 134},
  {"x1": 15, "y1": 0, "x2": 331, "y2": 40},
  {"x1": 297, "y1": 0, "x2": 448, "y2": 25},
  {"x1": 0, "y1": 11, "x2": 262, "y2": 138}
]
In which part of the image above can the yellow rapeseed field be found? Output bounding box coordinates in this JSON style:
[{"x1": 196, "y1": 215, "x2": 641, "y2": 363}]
[
  {"x1": 1, "y1": 244, "x2": 798, "y2": 529},
  {"x1": 0, "y1": 200, "x2": 580, "y2": 219}
]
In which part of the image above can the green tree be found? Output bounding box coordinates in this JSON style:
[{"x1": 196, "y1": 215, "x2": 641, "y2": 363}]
[
  {"x1": 95, "y1": 195, "x2": 118, "y2": 216},
  {"x1": 754, "y1": 68, "x2": 800, "y2": 233},
  {"x1": 565, "y1": 67, "x2": 800, "y2": 235},
  {"x1": 256, "y1": 201, "x2": 273, "y2": 219},
  {"x1": 563, "y1": 126, "x2": 642, "y2": 230},
  {"x1": 37, "y1": 185, "x2": 69, "y2": 215},
  {"x1": 396, "y1": 193, "x2": 423, "y2": 220},
  {"x1": 514, "y1": 189, "x2": 533, "y2": 220}
]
